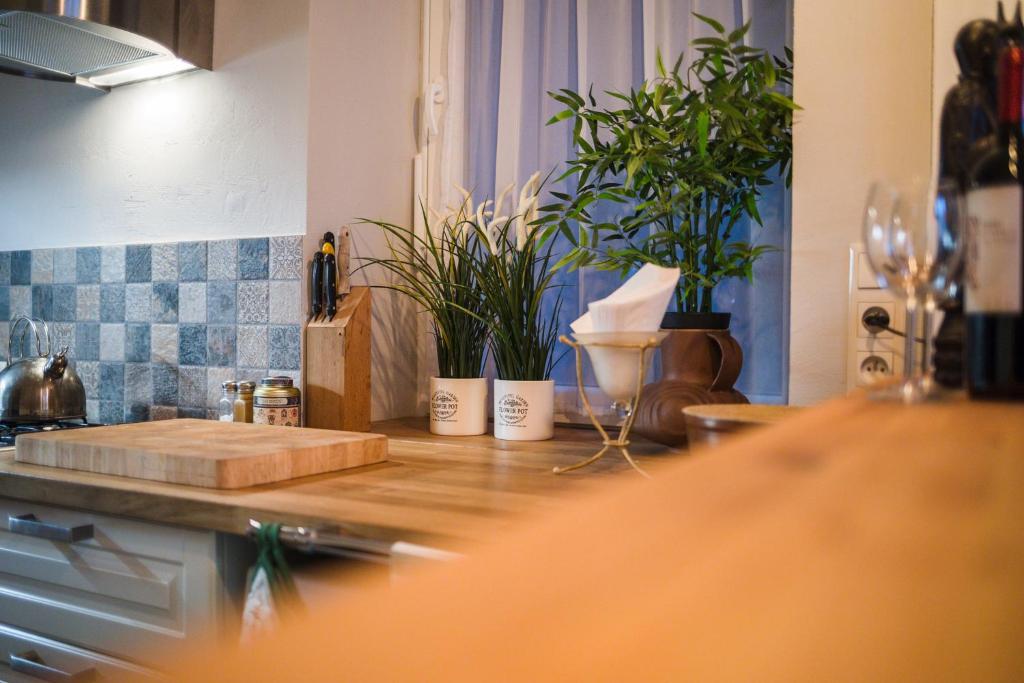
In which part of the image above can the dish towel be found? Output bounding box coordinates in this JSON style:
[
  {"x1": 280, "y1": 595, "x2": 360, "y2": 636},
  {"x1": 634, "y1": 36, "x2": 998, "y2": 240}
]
[{"x1": 240, "y1": 523, "x2": 303, "y2": 643}]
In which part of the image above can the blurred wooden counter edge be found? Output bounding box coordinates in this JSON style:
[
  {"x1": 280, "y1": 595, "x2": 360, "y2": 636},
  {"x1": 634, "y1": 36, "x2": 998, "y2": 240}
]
[{"x1": 172, "y1": 393, "x2": 1024, "y2": 682}]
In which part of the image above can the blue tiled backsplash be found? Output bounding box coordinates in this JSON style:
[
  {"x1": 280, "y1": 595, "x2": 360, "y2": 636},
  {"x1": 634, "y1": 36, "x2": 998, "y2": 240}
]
[{"x1": 0, "y1": 236, "x2": 304, "y2": 424}]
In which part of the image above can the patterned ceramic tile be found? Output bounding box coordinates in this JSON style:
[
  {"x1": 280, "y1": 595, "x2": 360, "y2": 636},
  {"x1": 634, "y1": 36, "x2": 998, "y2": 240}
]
[
  {"x1": 237, "y1": 325, "x2": 268, "y2": 368},
  {"x1": 124, "y1": 362, "x2": 152, "y2": 404},
  {"x1": 0, "y1": 322, "x2": 8, "y2": 356},
  {"x1": 100, "y1": 401, "x2": 124, "y2": 425},
  {"x1": 86, "y1": 399, "x2": 99, "y2": 422},
  {"x1": 125, "y1": 283, "x2": 152, "y2": 322},
  {"x1": 52, "y1": 284, "x2": 77, "y2": 322},
  {"x1": 76, "y1": 360, "x2": 100, "y2": 399},
  {"x1": 178, "y1": 366, "x2": 207, "y2": 407},
  {"x1": 237, "y1": 281, "x2": 268, "y2": 323},
  {"x1": 75, "y1": 285, "x2": 100, "y2": 321},
  {"x1": 152, "y1": 363, "x2": 178, "y2": 406},
  {"x1": 178, "y1": 282, "x2": 207, "y2": 323},
  {"x1": 150, "y1": 243, "x2": 178, "y2": 282},
  {"x1": 206, "y1": 281, "x2": 236, "y2": 324},
  {"x1": 268, "y1": 325, "x2": 301, "y2": 370},
  {"x1": 268, "y1": 369, "x2": 301, "y2": 387},
  {"x1": 100, "y1": 284, "x2": 125, "y2": 322},
  {"x1": 179, "y1": 324, "x2": 207, "y2": 366},
  {"x1": 269, "y1": 280, "x2": 302, "y2": 324},
  {"x1": 150, "y1": 405, "x2": 178, "y2": 421},
  {"x1": 207, "y1": 325, "x2": 236, "y2": 367},
  {"x1": 31, "y1": 285, "x2": 52, "y2": 321},
  {"x1": 11, "y1": 251, "x2": 31, "y2": 285},
  {"x1": 76, "y1": 248, "x2": 101, "y2": 284},
  {"x1": 101, "y1": 246, "x2": 125, "y2": 283},
  {"x1": 207, "y1": 240, "x2": 238, "y2": 281},
  {"x1": 31, "y1": 249, "x2": 53, "y2": 284},
  {"x1": 177, "y1": 407, "x2": 206, "y2": 419},
  {"x1": 126, "y1": 245, "x2": 152, "y2": 283},
  {"x1": 99, "y1": 323, "x2": 125, "y2": 362},
  {"x1": 99, "y1": 362, "x2": 125, "y2": 401},
  {"x1": 238, "y1": 238, "x2": 269, "y2": 280},
  {"x1": 125, "y1": 323, "x2": 151, "y2": 363},
  {"x1": 151, "y1": 282, "x2": 178, "y2": 323},
  {"x1": 0, "y1": 288, "x2": 9, "y2": 321},
  {"x1": 270, "y1": 236, "x2": 303, "y2": 280},
  {"x1": 53, "y1": 248, "x2": 76, "y2": 284},
  {"x1": 0, "y1": 252, "x2": 10, "y2": 285},
  {"x1": 236, "y1": 368, "x2": 269, "y2": 383},
  {"x1": 178, "y1": 241, "x2": 208, "y2": 282},
  {"x1": 151, "y1": 324, "x2": 178, "y2": 364},
  {"x1": 75, "y1": 322, "x2": 100, "y2": 361},
  {"x1": 206, "y1": 366, "x2": 235, "y2": 409},
  {"x1": 10, "y1": 286, "x2": 31, "y2": 319},
  {"x1": 51, "y1": 322, "x2": 75, "y2": 355}
]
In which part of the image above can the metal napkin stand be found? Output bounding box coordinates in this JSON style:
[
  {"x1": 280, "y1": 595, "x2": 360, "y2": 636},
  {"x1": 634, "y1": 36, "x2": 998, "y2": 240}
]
[{"x1": 554, "y1": 333, "x2": 666, "y2": 478}]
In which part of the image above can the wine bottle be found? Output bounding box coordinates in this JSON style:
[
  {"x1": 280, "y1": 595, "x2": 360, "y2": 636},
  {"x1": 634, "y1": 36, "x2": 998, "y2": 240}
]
[{"x1": 965, "y1": 42, "x2": 1024, "y2": 399}]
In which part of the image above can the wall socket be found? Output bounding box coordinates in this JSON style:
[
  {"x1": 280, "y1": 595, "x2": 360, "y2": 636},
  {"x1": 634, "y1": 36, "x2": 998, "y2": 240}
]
[{"x1": 847, "y1": 245, "x2": 905, "y2": 390}]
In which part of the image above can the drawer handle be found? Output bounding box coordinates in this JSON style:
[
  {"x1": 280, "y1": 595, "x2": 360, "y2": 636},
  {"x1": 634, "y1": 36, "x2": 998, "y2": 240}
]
[
  {"x1": 7, "y1": 514, "x2": 94, "y2": 543},
  {"x1": 10, "y1": 650, "x2": 96, "y2": 682}
]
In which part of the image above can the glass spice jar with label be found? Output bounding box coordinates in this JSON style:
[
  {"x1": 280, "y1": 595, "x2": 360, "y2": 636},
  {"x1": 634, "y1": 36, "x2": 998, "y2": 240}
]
[{"x1": 253, "y1": 376, "x2": 301, "y2": 427}]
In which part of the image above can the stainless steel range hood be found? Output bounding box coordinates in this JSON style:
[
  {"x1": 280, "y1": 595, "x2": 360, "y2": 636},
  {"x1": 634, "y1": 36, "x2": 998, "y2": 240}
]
[{"x1": 0, "y1": 1, "x2": 213, "y2": 90}]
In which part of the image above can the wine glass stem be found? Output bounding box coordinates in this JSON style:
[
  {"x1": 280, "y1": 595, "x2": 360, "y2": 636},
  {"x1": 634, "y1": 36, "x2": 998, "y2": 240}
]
[{"x1": 904, "y1": 300, "x2": 918, "y2": 383}]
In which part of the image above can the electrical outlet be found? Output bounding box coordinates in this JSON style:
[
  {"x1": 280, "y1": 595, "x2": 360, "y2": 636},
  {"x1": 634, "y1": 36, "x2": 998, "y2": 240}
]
[
  {"x1": 848, "y1": 244, "x2": 905, "y2": 391},
  {"x1": 858, "y1": 351, "x2": 893, "y2": 385}
]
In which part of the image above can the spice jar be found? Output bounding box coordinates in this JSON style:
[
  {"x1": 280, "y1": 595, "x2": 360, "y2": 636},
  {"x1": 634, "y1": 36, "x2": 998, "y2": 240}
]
[
  {"x1": 218, "y1": 381, "x2": 238, "y2": 422},
  {"x1": 253, "y1": 376, "x2": 301, "y2": 427},
  {"x1": 234, "y1": 381, "x2": 255, "y2": 423}
]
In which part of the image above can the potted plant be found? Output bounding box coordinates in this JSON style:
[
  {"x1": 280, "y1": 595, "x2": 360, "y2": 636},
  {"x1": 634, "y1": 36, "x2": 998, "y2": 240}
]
[
  {"x1": 358, "y1": 204, "x2": 490, "y2": 436},
  {"x1": 466, "y1": 174, "x2": 564, "y2": 441},
  {"x1": 539, "y1": 16, "x2": 796, "y2": 444}
]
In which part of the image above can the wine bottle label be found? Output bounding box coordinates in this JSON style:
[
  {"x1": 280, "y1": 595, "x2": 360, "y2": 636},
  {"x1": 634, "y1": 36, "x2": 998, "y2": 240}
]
[{"x1": 965, "y1": 185, "x2": 1022, "y2": 314}]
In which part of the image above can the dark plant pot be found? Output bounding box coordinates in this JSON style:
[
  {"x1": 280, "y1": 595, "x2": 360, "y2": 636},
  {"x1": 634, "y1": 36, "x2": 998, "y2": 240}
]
[
  {"x1": 632, "y1": 311, "x2": 748, "y2": 447},
  {"x1": 661, "y1": 311, "x2": 732, "y2": 330}
]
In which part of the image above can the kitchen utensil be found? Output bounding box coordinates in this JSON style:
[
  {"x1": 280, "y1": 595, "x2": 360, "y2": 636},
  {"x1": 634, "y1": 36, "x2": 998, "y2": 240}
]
[
  {"x1": 324, "y1": 240, "x2": 338, "y2": 321},
  {"x1": 337, "y1": 226, "x2": 351, "y2": 301},
  {"x1": 15, "y1": 418, "x2": 388, "y2": 489},
  {"x1": 0, "y1": 316, "x2": 86, "y2": 424},
  {"x1": 310, "y1": 251, "x2": 325, "y2": 320}
]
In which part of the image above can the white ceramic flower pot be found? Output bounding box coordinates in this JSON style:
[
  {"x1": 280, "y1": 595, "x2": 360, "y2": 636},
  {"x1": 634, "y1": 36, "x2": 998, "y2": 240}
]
[
  {"x1": 493, "y1": 378, "x2": 554, "y2": 441},
  {"x1": 429, "y1": 377, "x2": 488, "y2": 436}
]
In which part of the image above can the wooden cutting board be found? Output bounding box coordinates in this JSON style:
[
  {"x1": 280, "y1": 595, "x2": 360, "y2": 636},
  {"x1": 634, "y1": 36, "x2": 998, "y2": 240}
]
[{"x1": 14, "y1": 419, "x2": 388, "y2": 489}]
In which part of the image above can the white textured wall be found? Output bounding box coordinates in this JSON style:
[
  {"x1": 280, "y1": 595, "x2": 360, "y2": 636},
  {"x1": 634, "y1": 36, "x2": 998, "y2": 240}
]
[
  {"x1": 306, "y1": 0, "x2": 421, "y2": 420},
  {"x1": 788, "y1": 0, "x2": 933, "y2": 405},
  {"x1": 0, "y1": 0, "x2": 309, "y2": 249}
]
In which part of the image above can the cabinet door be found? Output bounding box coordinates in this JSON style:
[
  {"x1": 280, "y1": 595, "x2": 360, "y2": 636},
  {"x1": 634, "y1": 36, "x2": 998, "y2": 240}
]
[
  {"x1": 0, "y1": 623, "x2": 157, "y2": 682},
  {"x1": 0, "y1": 498, "x2": 223, "y2": 667}
]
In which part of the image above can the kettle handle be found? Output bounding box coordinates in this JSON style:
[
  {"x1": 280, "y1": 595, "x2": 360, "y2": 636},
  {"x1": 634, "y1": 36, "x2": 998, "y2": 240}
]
[{"x1": 7, "y1": 316, "x2": 51, "y2": 364}]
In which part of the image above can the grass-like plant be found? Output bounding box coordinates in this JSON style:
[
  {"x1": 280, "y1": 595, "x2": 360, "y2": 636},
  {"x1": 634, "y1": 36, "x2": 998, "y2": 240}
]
[
  {"x1": 467, "y1": 217, "x2": 563, "y2": 382},
  {"x1": 356, "y1": 206, "x2": 489, "y2": 379},
  {"x1": 538, "y1": 14, "x2": 797, "y2": 313}
]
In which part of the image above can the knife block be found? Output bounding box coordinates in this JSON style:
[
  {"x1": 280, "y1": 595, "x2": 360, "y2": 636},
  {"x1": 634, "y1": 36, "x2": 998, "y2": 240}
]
[{"x1": 304, "y1": 287, "x2": 372, "y2": 432}]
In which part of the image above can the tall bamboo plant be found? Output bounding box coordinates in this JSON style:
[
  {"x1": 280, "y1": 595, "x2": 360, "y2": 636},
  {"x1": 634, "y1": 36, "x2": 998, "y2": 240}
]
[
  {"x1": 538, "y1": 15, "x2": 797, "y2": 313},
  {"x1": 356, "y1": 205, "x2": 489, "y2": 379}
]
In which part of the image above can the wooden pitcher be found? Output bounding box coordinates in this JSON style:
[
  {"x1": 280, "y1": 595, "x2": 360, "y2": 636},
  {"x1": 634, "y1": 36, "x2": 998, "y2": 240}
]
[{"x1": 631, "y1": 328, "x2": 748, "y2": 446}]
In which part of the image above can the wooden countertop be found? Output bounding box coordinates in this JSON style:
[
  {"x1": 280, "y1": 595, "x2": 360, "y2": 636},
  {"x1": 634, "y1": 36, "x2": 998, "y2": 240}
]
[
  {"x1": 0, "y1": 418, "x2": 679, "y2": 547},
  {"x1": 179, "y1": 392, "x2": 1024, "y2": 681}
]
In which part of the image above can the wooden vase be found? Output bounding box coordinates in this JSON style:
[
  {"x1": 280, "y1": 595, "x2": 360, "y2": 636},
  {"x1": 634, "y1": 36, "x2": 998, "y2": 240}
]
[{"x1": 631, "y1": 325, "x2": 748, "y2": 447}]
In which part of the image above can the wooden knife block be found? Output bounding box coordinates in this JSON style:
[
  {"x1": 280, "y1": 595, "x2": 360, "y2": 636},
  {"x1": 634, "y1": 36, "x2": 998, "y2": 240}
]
[{"x1": 304, "y1": 287, "x2": 372, "y2": 432}]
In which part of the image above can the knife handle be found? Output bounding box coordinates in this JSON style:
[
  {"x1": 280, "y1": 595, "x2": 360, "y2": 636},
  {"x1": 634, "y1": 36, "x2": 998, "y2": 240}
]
[
  {"x1": 324, "y1": 252, "x2": 337, "y2": 319},
  {"x1": 311, "y1": 252, "x2": 324, "y2": 319},
  {"x1": 338, "y1": 227, "x2": 351, "y2": 297}
]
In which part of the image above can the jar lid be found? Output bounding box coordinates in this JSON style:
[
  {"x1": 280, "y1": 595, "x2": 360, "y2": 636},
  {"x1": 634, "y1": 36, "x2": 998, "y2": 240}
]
[
  {"x1": 221, "y1": 381, "x2": 239, "y2": 391},
  {"x1": 237, "y1": 381, "x2": 256, "y2": 393},
  {"x1": 260, "y1": 376, "x2": 294, "y2": 388}
]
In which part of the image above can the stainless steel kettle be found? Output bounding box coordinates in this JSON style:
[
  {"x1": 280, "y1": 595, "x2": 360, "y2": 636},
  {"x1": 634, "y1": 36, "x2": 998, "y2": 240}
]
[{"x1": 0, "y1": 316, "x2": 86, "y2": 423}]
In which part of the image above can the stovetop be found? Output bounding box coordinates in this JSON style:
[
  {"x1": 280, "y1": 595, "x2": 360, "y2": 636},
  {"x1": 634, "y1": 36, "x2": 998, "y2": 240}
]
[{"x1": 0, "y1": 419, "x2": 103, "y2": 449}]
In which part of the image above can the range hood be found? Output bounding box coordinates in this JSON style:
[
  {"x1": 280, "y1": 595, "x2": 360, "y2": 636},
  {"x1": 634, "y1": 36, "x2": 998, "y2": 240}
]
[{"x1": 0, "y1": 0, "x2": 213, "y2": 90}]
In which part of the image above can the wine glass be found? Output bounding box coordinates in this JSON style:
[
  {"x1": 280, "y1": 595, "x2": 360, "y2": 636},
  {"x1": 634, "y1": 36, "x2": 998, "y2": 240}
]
[
  {"x1": 863, "y1": 181, "x2": 917, "y2": 400},
  {"x1": 863, "y1": 179, "x2": 965, "y2": 402}
]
